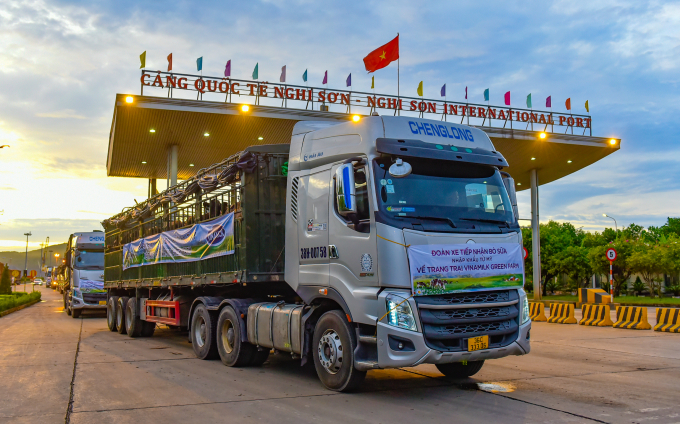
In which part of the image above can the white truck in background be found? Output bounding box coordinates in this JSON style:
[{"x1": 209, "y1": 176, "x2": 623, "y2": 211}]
[
  {"x1": 104, "y1": 115, "x2": 531, "y2": 391},
  {"x1": 63, "y1": 231, "x2": 106, "y2": 318}
]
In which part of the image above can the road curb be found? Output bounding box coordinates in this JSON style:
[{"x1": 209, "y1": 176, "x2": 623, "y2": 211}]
[{"x1": 0, "y1": 298, "x2": 41, "y2": 318}]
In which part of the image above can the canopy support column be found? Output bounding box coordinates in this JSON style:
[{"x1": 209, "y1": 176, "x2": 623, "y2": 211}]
[
  {"x1": 531, "y1": 168, "x2": 541, "y2": 300},
  {"x1": 167, "y1": 145, "x2": 178, "y2": 188}
]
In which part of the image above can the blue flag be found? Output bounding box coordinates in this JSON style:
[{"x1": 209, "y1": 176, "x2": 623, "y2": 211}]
[
  {"x1": 526, "y1": 93, "x2": 532, "y2": 108},
  {"x1": 302, "y1": 69, "x2": 307, "y2": 82},
  {"x1": 196, "y1": 57, "x2": 203, "y2": 72},
  {"x1": 484, "y1": 88, "x2": 489, "y2": 102},
  {"x1": 440, "y1": 84, "x2": 446, "y2": 97},
  {"x1": 346, "y1": 73, "x2": 351, "y2": 87}
]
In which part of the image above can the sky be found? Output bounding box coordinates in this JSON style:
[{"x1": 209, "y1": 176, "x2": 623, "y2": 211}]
[{"x1": 1, "y1": 0, "x2": 679, "y2": 251}]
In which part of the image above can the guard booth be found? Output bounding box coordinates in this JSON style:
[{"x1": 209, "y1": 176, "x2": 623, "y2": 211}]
[{"x1": 107, "y1": 71, "x2": 620, "y2": 299}]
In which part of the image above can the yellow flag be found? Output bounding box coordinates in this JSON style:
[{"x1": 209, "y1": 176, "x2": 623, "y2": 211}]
[
  {"x1": 585, "y1": 100, "x2": 589, "y2": 113},
  {"x1": 371, "y1": 76, "x2": 374, "y2": 89},
  {"x1": 417, "y1": 81, "x2": 423, "y2": 97},
  {"x1": 140, "y1": 51, "x2": 146, "y2": 69}
]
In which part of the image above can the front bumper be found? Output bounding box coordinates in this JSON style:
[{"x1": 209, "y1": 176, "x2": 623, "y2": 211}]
[
  {"x1": 377, "y1": 318, "x2": 530, "y2": 368},
  {"x1": 71, "y1": 297, "x2": 107, "y2": 310}
]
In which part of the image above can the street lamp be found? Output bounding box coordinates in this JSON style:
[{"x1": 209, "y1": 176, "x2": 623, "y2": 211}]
[
  {"x1": 23, "y1": 232, "x2": 32, "y2": 278},
  {"x1": 602, "y1": 214, "x2": 618, "y2": 232}
]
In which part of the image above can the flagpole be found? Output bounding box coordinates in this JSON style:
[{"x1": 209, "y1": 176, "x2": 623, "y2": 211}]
[{"x1": 397, "y1": 33, "x2": 400, "y2": 116}]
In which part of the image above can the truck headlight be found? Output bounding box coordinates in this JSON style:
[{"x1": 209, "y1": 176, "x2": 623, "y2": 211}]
[
  {"x1": 521, "y1": 296, "x2": 530, "y2": 324},
  {"x1": 73, "y1": 289, "x2": 82, "y2": 299},
  {"x1": 385, "y1": 293, "x2": 417, "y2": 332}
]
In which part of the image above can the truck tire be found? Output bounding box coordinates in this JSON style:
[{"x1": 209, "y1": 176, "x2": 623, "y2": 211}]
[
  {"x1": 64, "y1": 292, "x2": 71, "y2": 315},
  {"x1": 191, "y1": 304, "x2": 218, "y2": 360},
  {"x1": 436, "y1": 360, "x2": 485, "y2": 379},
  {"x1": 312, "y1": 310, "x2": 366, "y2": 392},
  {"x1": 125, "y1": 298, "x2": 143, "y2": 337},
  {"x1": 72, "y1": 308, "x2": 81, "y2": 319},
  {"x1": 116, "y1": 296, "x2": 129, "y2": 335},
  {"x1": 249, "y1": 349, "x2": 270, "y2": 366},
  {"x1": 107, "y1": 296, "x2": 119, "y2": 332},
  {"x1": 140, "y1": 321, "x2": 156, "y2": 337},
  {"x1": 216, "y1": 306, "x2": 256, "y2": 367}
]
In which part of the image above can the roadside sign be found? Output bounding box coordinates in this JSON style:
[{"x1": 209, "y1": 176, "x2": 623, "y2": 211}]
[
  {"x1": 523, "y1": 247, "x2": 528, "y2": 260},
  {"x1": 29, "y1": 270, "x2": 37, "y2": 278},
  {"x1": 11, "y1": 270, "x2": 20, "y2": 278},
  {"x1": 605, "y1": 248, "x2": 617, "y2": 261}
]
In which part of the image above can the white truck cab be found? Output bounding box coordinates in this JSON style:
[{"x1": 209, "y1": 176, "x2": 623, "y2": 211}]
[
  {"x1": 284, "y1": 115, "x2": 530, "y2": 374},
  {"x1": 64, "y1": 231, "x2": 106, "y2": 318}
]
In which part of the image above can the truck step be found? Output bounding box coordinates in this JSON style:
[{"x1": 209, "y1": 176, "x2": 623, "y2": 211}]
[
  {"x1": 355, "y1": 360, "x2": 380, "y2": 371},
  {"x1": 358, "y1": 335, "x2": 377, "y2": 345}
]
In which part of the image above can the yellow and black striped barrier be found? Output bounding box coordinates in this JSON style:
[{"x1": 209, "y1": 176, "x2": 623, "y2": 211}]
[
  {"x1": 613, "y1": 306, "x2": 651, "y2": 330},
  {"x1": 579, "y1": 304, "x2": 613, "y2": 327},
  {"x1": 578, "y1": 288, "x2": 611, "y2": 304},
  {"x1": 654, "y1": 308, "x2": 680, "y2": 333},
  {"x1": 529, "y1": 302, "x2": 547, "y2": 322},
  {"x1": 547, "y1": 303, "x2": 577, "y2": 324}
]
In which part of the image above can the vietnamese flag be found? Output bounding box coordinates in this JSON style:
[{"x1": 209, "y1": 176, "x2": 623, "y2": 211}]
[{"x1": 363, "y1": 35, "x2": 399, "y2": 73}]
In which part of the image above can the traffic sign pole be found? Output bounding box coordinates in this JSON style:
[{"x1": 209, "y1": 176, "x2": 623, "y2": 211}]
[{"x1": 609, "y1": 260, "x2": 614, "y2": 303}]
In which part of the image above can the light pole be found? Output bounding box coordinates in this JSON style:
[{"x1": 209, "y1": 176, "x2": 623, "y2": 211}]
[
  {"x1": 23, "y1": 232, "x2": 32, "y2": 279},
  {"x1": 602, "y1": 214, "x2": 617, "y2": 233}
]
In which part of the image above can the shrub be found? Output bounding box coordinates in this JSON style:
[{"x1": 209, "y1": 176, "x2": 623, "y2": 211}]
[
  {"x1": 668, "y1": 285, "x2": 680, "y2": 297},
  {"x1": 633, "y1": 278, "x2": 646, "y2": 296},
  {"x1": 0, "y1": 291, "x2": 41, "y2": 313},
  {"x1": 0, "y1": 265, "x2": 11, "y2": 295}
]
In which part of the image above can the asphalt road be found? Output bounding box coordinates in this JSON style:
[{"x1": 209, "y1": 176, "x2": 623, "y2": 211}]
[{"x1": 1, "y1": 286, "x2": 680, "y2": 424}]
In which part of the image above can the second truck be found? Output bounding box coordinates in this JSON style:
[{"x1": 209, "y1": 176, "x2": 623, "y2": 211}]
[{"x1": 103, "y1": 115, "x2": 531, "y2": 391}]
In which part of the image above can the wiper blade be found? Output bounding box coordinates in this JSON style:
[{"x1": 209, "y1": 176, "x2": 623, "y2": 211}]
[
  {"x1": 459, "y1": 217, "x2": 510, "y2": 227},
  {"x1": 394, "y1": 215, "x2": 457, "y2": 228}
]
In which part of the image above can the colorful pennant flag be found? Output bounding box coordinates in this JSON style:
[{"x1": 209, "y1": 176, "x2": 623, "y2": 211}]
[
  {"x1": 322, "y1": 70, "x2": 328, "y2": 85},
  {"x1": 252, "y1": 63, "x2": 259, "y2": 80},
  {"x1": 484, "y1": 88, "x2": 489, "y2": 102},
  {"x1": 302, "y1": 69, "x2": 307, "y2": 82},
  {"x1": 139, "y1": 51, "x2": 146, "y2": 69},
  {"x1": 565, "y1": 98, "x2": 571, "y2": 110},
  {"x1": 417, "y1": 81, "x2": 423, "y2": 97},
  {"x1": 167, "y1": 53, "x2": 173, "y2": 72},
  {"x1": 280, "y1": 65, "x2": 286, "y2": 83},
  {"x1": 585, "y1": 100, "x2": 589, "y2": 112},
  {"x1": 504, "y1": 91, "x2": 511, "y2": 105},
  {"x1": 440, "y1": 84, "x2": 446, "y2": 97},
  {"x1": 526, "y1": 93, "x2": 532, "y2": 108},
  {"x1": 363, "y1": 35, "x2": 399, "y2": 73},
  {"x1": 224, "y1": 60, "x2": 231, "y2": 77},
  {"x1": 546, "y1": 96, "x2": 552, "y2": 108},
  {"x1": 346, "y1": 73, "x2": 351, "y2": 87},
  {"x1": 196, "y1": 57, "x2": 203, "y2": 72},
  {"x1": 371, "y1": 76, "x2": 374, "y2": 89}
]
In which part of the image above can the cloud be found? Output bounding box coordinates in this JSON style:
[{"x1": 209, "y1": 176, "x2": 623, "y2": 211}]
[{"x1": 35, "y1": 109, "x2": 87, "y2": 119}]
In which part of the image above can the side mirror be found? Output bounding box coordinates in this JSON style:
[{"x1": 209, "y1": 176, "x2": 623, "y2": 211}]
[
  {"x1": 502, "y1": 175, "x2": 519, "y2": 220},
  {"x1": 335, "y1": 163, "x2": 356, "y2": 216}
]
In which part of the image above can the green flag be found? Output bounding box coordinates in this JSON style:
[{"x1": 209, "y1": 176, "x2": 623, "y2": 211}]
[
  {"x1": 526, "y1": 93, "x2": 532, "y2": 109},
  {"x1": 252, "y1": 63, "x2": 258, "y2": 80},
  {"x1": 484, "y1": 88, "x2": 489, "y2": 102},
  {"x1": 302, "y1": 69, "x2": 307, "y2": 82},
  {"x1": 140, "y1": 51, "x2": 146, "y2": 69}
]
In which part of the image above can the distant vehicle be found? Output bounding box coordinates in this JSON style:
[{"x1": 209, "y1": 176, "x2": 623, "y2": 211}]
[
  {"x1": 33, "y1": 278, "x2": 44, "y2": 285},
  {"x1": 63, "y1": 232, "x2": 105, "y2": 318},
  {"x1": 45, "y1": 268, "x2": 53, "y2": 287}
]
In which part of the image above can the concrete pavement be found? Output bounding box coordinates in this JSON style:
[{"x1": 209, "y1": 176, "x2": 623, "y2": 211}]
[{"x1": 1, "y1": 285, "x2": 680, "y2": 424}]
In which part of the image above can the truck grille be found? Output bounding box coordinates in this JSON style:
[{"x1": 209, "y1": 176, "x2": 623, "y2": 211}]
[
  {"x1": 415, "y1": 289, "x2": 519, "y2": 352},
  {"x1": 82, "y1": 292, "x2": 107, "y2": 305}
]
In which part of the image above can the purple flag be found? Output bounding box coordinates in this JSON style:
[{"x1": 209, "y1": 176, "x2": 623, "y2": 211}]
[
  {"x1": 322, "y1": 70, "x2": 328, "y2": 85},
  {"x1": 346, "y1": 73, "x2": 351, "y2": 87},
  {"x1": 546, "y1": 96, "x2": 551, "y2": 107},
  {"x1": 280, "y1": 65, "x2": 286, "y2": 83},
  {"x1": 224, "y1": 60, "x2": 231, "y2": 77},
  {"x1": 504, "y1": 91, "x2": 511, "y2": 105},
  {"x1": 465, "y1": 86, "x2": 468, "y2": 100},
  {"x1": 441, "y1": 84, "x2": 446, "y2": 97}
]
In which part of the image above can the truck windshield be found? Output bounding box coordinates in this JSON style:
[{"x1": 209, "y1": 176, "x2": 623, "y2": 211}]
[
  {"x1": 372, "y1": 157, "x2": 517, "y2": 231},
  {"x1": 74, "y1": 250, "x2": 104, "y2": 270}
]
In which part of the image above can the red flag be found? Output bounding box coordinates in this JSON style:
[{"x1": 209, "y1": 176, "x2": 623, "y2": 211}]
[
  {"x1": 167, "y1": 53, "x2": 173, "y2": 72},
  {"x1": 363, "y1": 35, "x2": 399, "y2": 73},
  {"x1": 504, "y1": 91, "x2": 511, "y2": 105},
  {"x1": 565, "y1": 98, "x2": 571, "y2": 110}
]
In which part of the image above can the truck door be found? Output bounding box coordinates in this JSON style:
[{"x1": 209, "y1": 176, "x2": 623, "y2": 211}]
[
  {"x1": 297, "y1": 167, "x2": 330, "y2": 286},
  {"x1": 328, "y1": 160, "x2": 378, "y2": 290}
]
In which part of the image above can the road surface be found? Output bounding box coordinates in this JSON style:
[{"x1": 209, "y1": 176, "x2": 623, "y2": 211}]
[{"x1": 1, "y1": 286, "x2": 679, "y2": 423}]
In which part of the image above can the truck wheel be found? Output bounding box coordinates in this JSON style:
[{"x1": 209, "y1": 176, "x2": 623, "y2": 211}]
[
  {"x1": 191, "y1": 304, "x2": 218, "y2": 360},
  {"x1": 64, "y1": 293, "x2": 71, "y2": 315},
  {"x1": 125, "y1": 298, "x2": 143, "y2": 337},
  {"x1": 249, "y1": 349, "x2": 270, "y2": 366},
  {"x1": 116, "y1": 297, "x2": 129, "y2": 335},
  {"x1": 72, "y1": 308, "x2": 81, "y2": 319},
  {"x1": 312, "y1": 310, "x2": 366, "y2": 392},
  {"x1": 436, "y1": 360, "x2": 485, "y2": 379},
  {"x1": 216, "y1": 306, "x2": 256, "y2": 367},
  {"x1": 140, "y1": 321, "x2": 156, "y2": 337},
  {"x1": 107, "y1": 296, "x2": 119, "y2": 332}
]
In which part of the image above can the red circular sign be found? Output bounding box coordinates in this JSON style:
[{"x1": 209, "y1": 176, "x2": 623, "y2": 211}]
[
  {"x1": 606, "y1": 248, "x2": 617, "y2": 261},
  {"x1": 523, "y1": 247, "x2": 528, "y2": 260}
]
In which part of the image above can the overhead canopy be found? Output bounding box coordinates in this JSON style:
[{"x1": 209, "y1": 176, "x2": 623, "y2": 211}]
[{"x1": 107, "y1": 94, "x2": 619, "y2": 189}]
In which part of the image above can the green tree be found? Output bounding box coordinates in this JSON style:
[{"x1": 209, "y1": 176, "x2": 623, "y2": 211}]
[
  {"x1": 588, "y1": 239, "x2": 635, "y2": 296},
  {"x1": 554, "y1": 246, "x2": 592, "y2": 288},
  {"x1": 539, "y1": 221, "x2": 586, "y2": 296},
  {"x1": 628, "y1": 242, "x2": 667, "y2": 297},
  {"x1": 0, "y1": 264, "x2": 11, "y2": 295}
]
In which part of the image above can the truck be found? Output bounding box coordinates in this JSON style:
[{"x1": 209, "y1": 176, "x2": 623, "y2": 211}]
[
  {"x1": 63, "y1": 232, "x2": 106, "y2": 318},
  {"x1": 103, "y1": 115, "x2": 531, "y2": 391}
]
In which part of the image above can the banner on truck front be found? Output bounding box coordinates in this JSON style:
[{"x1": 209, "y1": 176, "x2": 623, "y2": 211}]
[
  {"x1": 407, "y1": 243, "x2": 524, "y2": 296},
  {"x1": 122, "y1": 213, "x2": 235, "y2": 270}
]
